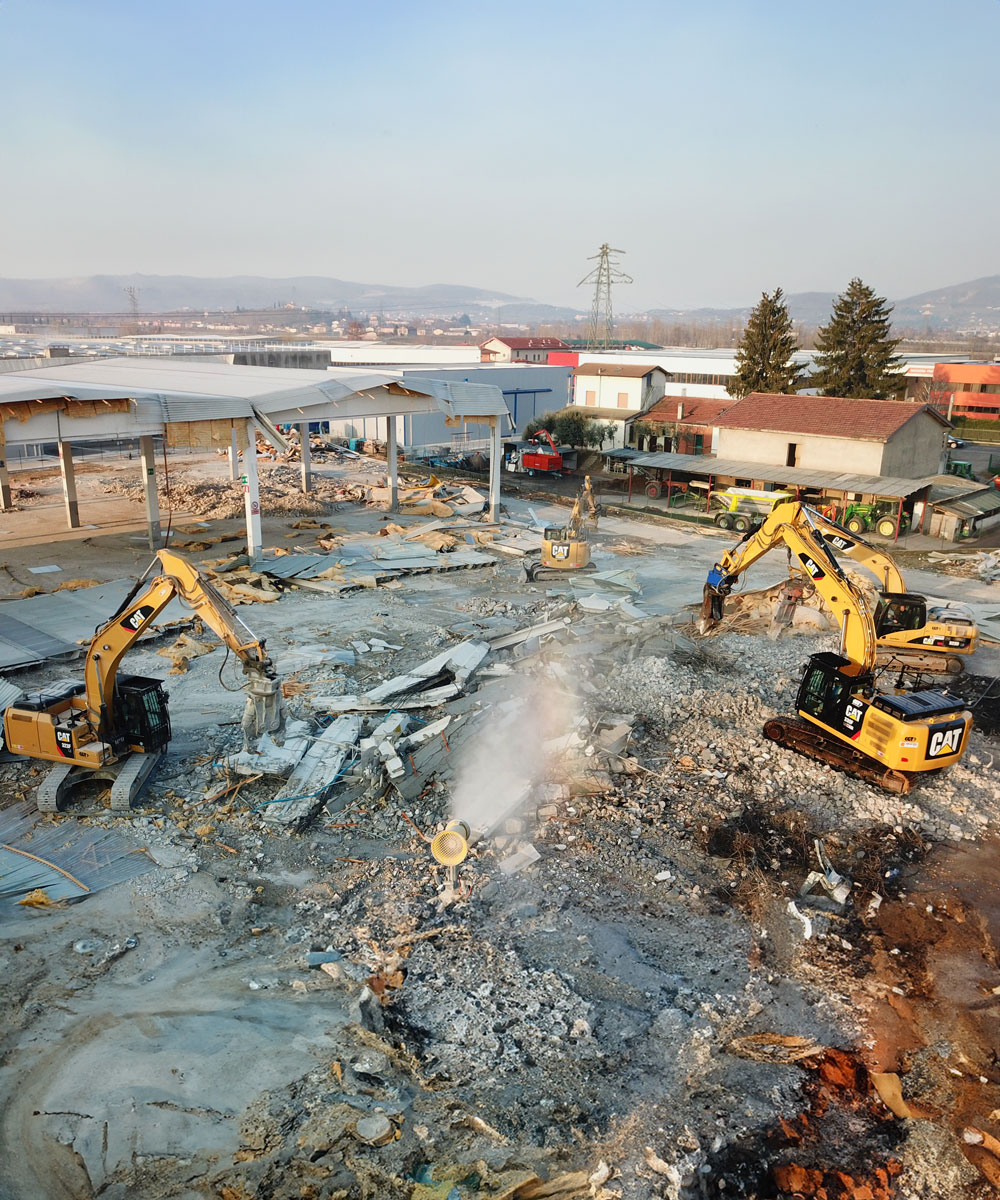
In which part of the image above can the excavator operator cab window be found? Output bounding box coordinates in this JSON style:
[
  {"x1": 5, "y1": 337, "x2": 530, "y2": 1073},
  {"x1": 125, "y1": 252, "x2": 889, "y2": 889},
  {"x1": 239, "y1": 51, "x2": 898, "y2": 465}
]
[
  {"x1": 798, "y1": 656, "x2": 851, "y2": 725},
  {"x1": 115, "y1": 675, "x2": 171, "y2": 753},
  {"x1": 876, "y1": 596, "x2": 926, "y2": 635}
]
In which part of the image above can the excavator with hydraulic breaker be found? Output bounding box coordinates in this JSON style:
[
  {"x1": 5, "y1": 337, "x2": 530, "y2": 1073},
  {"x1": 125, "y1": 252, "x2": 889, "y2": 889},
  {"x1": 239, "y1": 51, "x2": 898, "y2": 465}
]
[
  {"x1": 526, "y1": 476, "x2": 600, "y2": 581},
  {"x1": 702, "y1": 501, "x2": 971, "y2": 793},
  {"x1": 809, "y1": 510, "x2": 978, "y2": 673},
  {"x1": 2, "y1": 550, "x2": 283, "y2": 812}
]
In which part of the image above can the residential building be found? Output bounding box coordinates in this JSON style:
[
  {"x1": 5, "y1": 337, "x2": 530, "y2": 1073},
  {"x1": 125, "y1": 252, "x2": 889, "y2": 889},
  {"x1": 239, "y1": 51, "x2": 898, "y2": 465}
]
[
  {"x1": 713, "y1": 392, "x2": 951, "y2": 477},
  {"x1": 571, "y1": 362, "x2": 668, "y2": 414},
  {"x1": 480, "y1": 336, "x2": 570, "y2": 364},
  {"x1": 637, "y1": 396, "x2": 733, "y2": 455}
]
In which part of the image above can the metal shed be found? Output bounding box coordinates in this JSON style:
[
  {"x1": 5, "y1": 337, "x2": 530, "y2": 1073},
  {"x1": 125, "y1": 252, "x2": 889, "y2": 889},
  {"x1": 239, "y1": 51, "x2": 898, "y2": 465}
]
[{"x1": 0, "y1": 358, "x2": 511, "y2": 554}]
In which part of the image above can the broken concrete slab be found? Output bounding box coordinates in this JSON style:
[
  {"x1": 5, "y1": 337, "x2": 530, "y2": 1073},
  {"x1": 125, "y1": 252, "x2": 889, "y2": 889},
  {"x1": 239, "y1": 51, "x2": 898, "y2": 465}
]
[
  {"x1": 489, "y1": 618, "x2": 572, "y2": 651},
  {"x1": 263, "y1": 714, "x2": 362, "y2": 828},
  {"x1": 364, "y1": 639, "x2": 489, "y2": 704}
]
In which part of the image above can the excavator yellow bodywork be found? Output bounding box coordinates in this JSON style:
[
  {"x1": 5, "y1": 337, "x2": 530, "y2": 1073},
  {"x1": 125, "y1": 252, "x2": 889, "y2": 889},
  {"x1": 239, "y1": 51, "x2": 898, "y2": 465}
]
[
  {"x1": 704, "y1": 502, "x2": 971, "y2": 792},
  {"x1": 527, "y1": 477, "x2": 600, "y2": 581},
  {"x1": 812, "y1": 514, "x2": 977, "y2": 672},
  {"x1": 3, "y1": 550, "x2": 282, "y2": 809}
]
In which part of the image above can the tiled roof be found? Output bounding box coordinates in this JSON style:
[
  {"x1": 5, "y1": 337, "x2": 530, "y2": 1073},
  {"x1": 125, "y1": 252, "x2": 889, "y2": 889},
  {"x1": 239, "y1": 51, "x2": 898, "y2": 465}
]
[
  {"x1": 713, "y1": 392, "x2": 950, "y2": 442},
  {"x1": 573, "y1": 362, "x2": 662, "y2": 378},
  {"x1": 643, "y1": 396, "x2": 733, "y2": 425},
  {"x1": 481, "y1": 337, "x2": 569, "y2": 350}
]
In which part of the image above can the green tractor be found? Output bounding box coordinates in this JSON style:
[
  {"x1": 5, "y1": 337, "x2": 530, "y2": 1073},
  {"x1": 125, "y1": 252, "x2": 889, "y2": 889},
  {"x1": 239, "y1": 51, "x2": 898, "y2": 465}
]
[{"x1": 840, "y1": 500, "x2": 909, "y2": 539}]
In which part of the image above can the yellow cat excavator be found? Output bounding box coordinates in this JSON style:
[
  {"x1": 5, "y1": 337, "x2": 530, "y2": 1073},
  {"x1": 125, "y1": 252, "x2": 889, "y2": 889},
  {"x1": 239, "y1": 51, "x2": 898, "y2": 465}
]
[
  {"x1": 809, "y1": 511, "x2": 978, "y2": 673},
  {"x1": 3, "y1": 550, "x2": 282, "y2": 812},
  {"x1": 703, "y1": 502, "x2": 971, "y2": 793},
  {"x1": 525, "y1": 476, "x2": 600, "y2": 582}
]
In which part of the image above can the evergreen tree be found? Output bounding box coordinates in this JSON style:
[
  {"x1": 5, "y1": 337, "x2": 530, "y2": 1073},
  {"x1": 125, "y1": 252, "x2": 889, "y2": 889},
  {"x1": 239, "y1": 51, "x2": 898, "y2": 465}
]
[
  {"x1": 810, "y1": 278, "x2": 904, "y2": 399},
  {"x1": 727, "y1": 288, "x2": 803, "y2": 399}
]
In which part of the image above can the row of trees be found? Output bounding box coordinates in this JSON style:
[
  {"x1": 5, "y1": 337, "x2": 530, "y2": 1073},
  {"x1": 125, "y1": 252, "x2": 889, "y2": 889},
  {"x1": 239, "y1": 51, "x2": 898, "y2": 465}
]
[
  {"x1": 727, "y1": 278, "x2": 904, "y2": 401},
  {"x1": 523, "y1": 410, "x2": 617, "y2": 449}
]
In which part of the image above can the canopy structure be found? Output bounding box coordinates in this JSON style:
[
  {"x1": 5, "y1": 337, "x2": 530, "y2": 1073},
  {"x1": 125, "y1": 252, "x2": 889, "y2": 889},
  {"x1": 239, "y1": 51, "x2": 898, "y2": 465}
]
[{"x1": 0, "y1": 357, "x2": 510, "y2": 554}]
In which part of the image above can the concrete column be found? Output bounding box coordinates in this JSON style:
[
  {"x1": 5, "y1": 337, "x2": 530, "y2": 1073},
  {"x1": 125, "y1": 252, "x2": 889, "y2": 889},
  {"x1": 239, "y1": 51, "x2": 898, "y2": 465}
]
[
  {"x1": 386, "y1": 415, "x2": 398, "y2": 512},
  {"x1": 59, "y1": 439, "x2": 80, "y2": 529},
  {"x1": 140, "y1": 435, "x2": 161, "y2": 549},
  {"x1": 298, "y1": 421, "x2": 312, "y2": 493},
  {"x1": 0, "y1": 422, "x2": 11, "y2": 511},
  {"x1": 488, "y1": 417, "x2": 502, "y2": 522},
  {"x1": 241, "y1": 418, "x2": 263, "y2": 559},
  {"x1": 228, "y1": 425, "x2": 240, "y2": 481}
]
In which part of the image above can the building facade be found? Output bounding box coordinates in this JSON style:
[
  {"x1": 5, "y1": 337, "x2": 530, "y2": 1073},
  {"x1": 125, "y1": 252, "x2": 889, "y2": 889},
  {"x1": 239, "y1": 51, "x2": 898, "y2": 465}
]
[
  {"x1": 713, "y1": 393, "x2": 950, "y2": 477},
  {"x1": 479, "y1": 336, "x2": 569, "y2": 364},
  {"x1": 571, "y1": 362, "x2": 667, "y2": 414}
]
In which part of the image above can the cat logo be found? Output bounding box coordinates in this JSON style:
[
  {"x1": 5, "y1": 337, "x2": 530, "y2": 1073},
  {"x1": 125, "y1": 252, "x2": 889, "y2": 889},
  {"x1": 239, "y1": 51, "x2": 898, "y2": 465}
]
[
  {"x1": 550, "y1": 544, "x2": 571, "y2": 561},
  {"x1": 120, "y1": 604, "x2": 156, "y2": 633},
  {"x1": 797, "y1": 552, "x2": 826, "y2": 580},
  {"x1": 55, "y1": 729, "x2": 73, "y2": 757},
  {"x1": 927, "y1": 725, "x2": 963, "y2": 759},
  {"x1": 823, "y1": 533, "x2": 854, "y2": 552}
]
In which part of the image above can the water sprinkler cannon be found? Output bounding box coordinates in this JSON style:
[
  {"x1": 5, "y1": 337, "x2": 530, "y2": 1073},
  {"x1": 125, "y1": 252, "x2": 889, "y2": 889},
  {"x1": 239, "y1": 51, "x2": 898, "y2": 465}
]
[{"x1": 431, "y1": 820, "x2": 470, "y2": 868}]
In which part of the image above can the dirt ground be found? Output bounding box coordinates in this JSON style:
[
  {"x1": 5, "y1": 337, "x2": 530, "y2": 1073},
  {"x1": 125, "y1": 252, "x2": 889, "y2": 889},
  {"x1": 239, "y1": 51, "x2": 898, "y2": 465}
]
[{"x1": 3, "y1": 449, "x2": 1000, "y2": 1200}]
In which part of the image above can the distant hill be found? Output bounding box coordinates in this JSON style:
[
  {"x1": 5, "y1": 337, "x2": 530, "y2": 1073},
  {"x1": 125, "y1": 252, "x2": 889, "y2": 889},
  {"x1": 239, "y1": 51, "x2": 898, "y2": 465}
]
[
  {"x1": 0, "y1": 272, "x2": 996, "y2": 332},
  {"x1": 890, "y1": 275, "x2": 1000, "y2": 329},
  {"x1": 0, "y1": 274, "x2": 528, "y2": 315},
  {"x1": 646, "y1": 276, "x2": 1000, "y2": 332}
]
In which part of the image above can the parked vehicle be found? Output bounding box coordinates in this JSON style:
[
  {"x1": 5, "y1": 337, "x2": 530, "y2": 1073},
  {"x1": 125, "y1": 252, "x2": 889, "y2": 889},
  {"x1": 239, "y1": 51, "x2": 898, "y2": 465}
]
[
  {"x1": 840, "y1": 500, "x2": 909, "y2": 539},
  {"x1": 709, "y1": 487, "x2": 794, "y2": 532}
]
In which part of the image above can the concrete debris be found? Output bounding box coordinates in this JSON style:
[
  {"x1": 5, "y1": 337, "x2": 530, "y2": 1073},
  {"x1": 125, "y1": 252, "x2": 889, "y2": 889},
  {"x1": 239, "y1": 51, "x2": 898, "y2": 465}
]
[
  {"x1": 263, "y1": 714, "x2": 363, "y2": 827},
  {"x1": 498, "y1": 842, "x2": 541, "y2": 876},
  {"x1": 489, "y1": 617, "x2": 572, "y2": 650},
  {"x1": 364, "y1": 639, "x2": 489, "y2": 704}
]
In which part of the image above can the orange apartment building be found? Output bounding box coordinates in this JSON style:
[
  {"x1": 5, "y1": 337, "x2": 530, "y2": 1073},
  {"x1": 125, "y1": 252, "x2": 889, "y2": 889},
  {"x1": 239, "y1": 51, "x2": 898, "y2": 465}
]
[{"x1": 930, "y1": 362, "x2": 1000, "y2": 419}]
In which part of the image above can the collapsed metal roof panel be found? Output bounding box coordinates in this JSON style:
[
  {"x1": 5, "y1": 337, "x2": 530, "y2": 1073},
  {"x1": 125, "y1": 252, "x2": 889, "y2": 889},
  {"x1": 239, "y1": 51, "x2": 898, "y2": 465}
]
[{"x1": 626, "y1": 451, "x2": 933, "y2": 498}]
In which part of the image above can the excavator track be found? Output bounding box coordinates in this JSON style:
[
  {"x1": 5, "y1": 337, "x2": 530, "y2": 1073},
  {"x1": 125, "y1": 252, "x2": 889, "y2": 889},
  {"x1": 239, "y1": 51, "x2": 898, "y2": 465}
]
[
  {"x1": 876, "y1": 650, "x2": 965, "y2": 676},
  {"x1": 762, "y1": 716, "x2": 914, "y2": 795},
  {"x1": 525, "y1": 561, "x2": 597, "y2": 582}
]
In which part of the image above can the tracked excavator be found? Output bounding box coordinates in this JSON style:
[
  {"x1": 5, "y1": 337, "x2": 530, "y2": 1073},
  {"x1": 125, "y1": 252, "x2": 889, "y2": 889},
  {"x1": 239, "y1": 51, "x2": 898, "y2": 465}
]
[
  {"x1": 808, "y1": 511, "x2": 978, "y2": 673},
  {"x1": 525, "y1": 476, "x2": 600, "y2": 582},
  {"x1": 2, "y1": 550, "x2": 283, "y2": 812},
  {"x1": 703, "y1": 502, "x2": 971, "y2": 793}
]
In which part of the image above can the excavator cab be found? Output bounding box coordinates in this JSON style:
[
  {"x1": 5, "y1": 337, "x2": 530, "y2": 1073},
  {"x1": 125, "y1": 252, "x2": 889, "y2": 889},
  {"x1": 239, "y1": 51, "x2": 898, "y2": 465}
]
[
  {"x1": 875, "y1": 593, "x2": 927, "y2": 636},
  {"x1": 114, "y1": 675, "x2": 171, "y2": 754},
  {"x1": 796, "y1": 653, "x2": 870, "y2": 733}
]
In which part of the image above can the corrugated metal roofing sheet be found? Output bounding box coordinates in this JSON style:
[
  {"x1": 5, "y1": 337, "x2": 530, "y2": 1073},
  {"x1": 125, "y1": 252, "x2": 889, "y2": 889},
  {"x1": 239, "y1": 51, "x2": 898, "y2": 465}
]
[
  {"x1": 0, "y1": 581, "x2": 187, "y2": 673},
  {"x1": 627, "y1": 451, "x2": 933, "y2": 499},
  {"x1": 402, "y1": 378, "x2": 510, "y2": 420},
  {"x1": 933, "y1": 489, "x2": 1000, "y2": 517}
]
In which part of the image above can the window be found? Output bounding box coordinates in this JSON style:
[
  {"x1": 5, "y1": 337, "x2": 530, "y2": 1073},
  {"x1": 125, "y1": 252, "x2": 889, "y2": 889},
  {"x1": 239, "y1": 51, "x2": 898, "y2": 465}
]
[
  {"x1": 617, "y1": 392, "x2": 629, "y2": 408},
  {"x1": 693, "y1": 433, "x2": 704, "y2": 454},
  {"x1": 786, "y1": 442, "x2": 798, "y2": 467},
  {"x1": 585, "y1": 390, "x2": 596, "y2": 406}
]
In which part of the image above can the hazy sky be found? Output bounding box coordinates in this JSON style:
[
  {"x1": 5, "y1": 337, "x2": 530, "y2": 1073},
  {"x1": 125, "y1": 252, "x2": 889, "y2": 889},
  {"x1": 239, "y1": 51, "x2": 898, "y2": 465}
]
[{"x1": 2, "y1": 0, "x2": 998, "y2": 309}]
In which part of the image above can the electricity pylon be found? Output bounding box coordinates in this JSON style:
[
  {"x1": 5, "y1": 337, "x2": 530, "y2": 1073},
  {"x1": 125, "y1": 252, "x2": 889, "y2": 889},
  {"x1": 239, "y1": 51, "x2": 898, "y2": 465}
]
[
  {"x1": 123, "y1": 286, "x2": 141, "y2": 336},
  {"x1": 578, "y1": 244, "x2": 632, "y2": 351}
]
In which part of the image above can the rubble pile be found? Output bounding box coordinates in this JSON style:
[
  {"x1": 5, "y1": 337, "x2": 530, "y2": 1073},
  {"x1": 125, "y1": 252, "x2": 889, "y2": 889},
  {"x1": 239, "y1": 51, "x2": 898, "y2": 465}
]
[{"x1": 5, "y1": 494, "x2": 1000, "y2": 1200}]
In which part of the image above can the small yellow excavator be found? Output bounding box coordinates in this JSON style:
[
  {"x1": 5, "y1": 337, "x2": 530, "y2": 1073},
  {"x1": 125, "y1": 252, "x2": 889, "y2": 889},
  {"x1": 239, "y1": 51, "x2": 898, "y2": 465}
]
[
  {"x1": 525, "y1": 476, "x2": 600, "y2": 582},
  {"x1": 2, "y1": 550, "x2": 282, "y2": 812},
  {"x1": 809, "y1": 511, "x2": 977, "y2": 673},
  {"x1": 703, "y1": 502, "x2": 971, "y2": 793}
]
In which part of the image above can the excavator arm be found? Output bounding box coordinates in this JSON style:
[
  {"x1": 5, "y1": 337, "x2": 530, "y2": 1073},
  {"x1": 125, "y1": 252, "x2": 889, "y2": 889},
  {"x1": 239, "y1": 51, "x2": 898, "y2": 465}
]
[
  {"x1": 703, "y1": 502, "x2": 878, "y2": 675},
  {"x1": 85, "y1": 549, "x2": 281, "y2": 742},
  {"x1": 809, "y1": 512, "x2": 906, "y2": 593}
]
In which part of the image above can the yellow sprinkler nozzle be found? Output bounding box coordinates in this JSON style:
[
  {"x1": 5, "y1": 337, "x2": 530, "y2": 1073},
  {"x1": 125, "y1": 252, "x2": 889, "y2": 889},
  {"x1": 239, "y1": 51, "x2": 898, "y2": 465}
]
[{"x1": 431, "y1": 820, "x2": 470, "y2": 867}]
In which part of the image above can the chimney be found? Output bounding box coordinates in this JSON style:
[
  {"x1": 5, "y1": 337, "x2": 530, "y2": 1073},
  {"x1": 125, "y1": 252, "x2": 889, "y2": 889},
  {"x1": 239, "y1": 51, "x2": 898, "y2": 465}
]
[{"x1": 676, "y1": 401, "x2": 684, "y2": 421}]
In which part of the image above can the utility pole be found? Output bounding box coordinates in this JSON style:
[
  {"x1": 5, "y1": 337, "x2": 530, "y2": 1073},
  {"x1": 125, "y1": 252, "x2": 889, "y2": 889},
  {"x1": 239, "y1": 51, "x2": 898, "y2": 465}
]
[{"x1": 578, "y1": 244, "x2": 632, "y2": 351}]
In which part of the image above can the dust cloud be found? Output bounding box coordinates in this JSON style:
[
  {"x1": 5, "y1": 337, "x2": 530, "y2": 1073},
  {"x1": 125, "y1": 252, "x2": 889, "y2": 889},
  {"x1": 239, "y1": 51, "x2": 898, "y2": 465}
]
[{"x1": 448, "y1": 676, "x2": 577, "y2": 837}]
